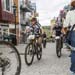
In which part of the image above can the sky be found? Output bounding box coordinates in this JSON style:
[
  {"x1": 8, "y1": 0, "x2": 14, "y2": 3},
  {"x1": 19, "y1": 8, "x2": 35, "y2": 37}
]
[{"x1": 31, "y1": 0, "x2": 71, "y2": 26}]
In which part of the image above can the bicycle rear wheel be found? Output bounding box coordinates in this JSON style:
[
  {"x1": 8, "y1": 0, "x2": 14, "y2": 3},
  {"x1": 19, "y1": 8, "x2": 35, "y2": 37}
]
[
  {"x1": 0, "y1": 41, "x2": 21, "y2": 75},
  {"x1": 37, "y1": 45, "x2": 42, "y2": 60}
]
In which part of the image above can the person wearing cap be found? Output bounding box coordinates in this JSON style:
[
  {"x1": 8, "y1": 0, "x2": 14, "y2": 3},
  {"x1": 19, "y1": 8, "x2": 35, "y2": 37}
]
[
  {"x1": 31, "y1": 18, "x2": 42, "y2": 45},
  {"x1": 26, "y1": 17, "x2": 42, "y2": 46},
  {"x1": 63, "y1": 0, "x2": 75, "y2": 74}
]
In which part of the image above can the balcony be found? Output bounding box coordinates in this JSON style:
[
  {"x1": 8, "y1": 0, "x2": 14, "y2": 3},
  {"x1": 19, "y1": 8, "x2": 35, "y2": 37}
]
[{"x1": 20, "y1": 3, "x2": 33, "y2": 12}]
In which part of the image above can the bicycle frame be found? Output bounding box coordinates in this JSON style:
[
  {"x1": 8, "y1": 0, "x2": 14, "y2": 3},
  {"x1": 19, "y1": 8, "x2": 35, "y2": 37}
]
[{"x1": 30, "y1": 38, "x2": 38, "y2": 53}]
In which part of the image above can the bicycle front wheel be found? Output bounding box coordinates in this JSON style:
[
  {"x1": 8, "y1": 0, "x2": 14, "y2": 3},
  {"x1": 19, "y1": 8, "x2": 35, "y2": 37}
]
[
  {"x1": 0, "y1": 41, "x2": 21, "y2": 75},
  {"x1": 25, "y1": 43, "x2": 34, "y2": 66},
  {"x1": 56, "y1": 39, "x2": 62, "y2": 58}
]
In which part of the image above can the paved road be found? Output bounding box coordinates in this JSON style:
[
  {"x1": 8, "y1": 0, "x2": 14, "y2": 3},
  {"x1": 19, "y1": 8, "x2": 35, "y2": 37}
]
[{"x1": 17, "y1": 43, "x2": 71, "y2": 75}]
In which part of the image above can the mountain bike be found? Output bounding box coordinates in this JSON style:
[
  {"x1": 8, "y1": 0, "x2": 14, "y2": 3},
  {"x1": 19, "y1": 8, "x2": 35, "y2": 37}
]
[
  {"x1": 0, "y1": 40, "x2": 21, "y2": 75},
  {"x1": 25, "y1": 34, "x2": 42, "y2": 66}
]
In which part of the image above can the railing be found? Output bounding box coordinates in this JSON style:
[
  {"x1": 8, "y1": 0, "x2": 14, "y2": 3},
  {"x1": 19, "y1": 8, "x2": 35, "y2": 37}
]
[
  {"x1": 0, "y1": 30, "x2": 26, "y2": 44},
  {"x1": 20, "y1": 1, "x2": 33, "y2": 12}
]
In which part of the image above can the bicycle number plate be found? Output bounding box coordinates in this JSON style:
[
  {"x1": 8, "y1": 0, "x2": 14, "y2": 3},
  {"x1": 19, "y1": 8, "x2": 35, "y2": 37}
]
[
  {"x1": 55, "y1": 36, "x2": 60, "y2": 39},
  {"x1": 28, "y1": 35, "x2": 35, "y2": 40}
]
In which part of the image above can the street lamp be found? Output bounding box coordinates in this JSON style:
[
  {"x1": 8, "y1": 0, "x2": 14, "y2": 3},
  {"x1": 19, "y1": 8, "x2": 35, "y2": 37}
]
[{"x1": 13, "y1": 3, "x2": 17, "y2": 45}]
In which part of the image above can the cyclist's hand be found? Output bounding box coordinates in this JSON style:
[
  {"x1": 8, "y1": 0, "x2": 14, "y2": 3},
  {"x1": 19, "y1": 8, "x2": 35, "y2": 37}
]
[{"x1": 61, "y1": 28, "x2": 67, "y2": 35}]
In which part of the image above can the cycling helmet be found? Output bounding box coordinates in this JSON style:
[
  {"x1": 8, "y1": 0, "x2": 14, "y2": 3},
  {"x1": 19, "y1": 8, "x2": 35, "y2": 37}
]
[{"x1": 30, "y1": 17, "x2": 37, "y2": 22}]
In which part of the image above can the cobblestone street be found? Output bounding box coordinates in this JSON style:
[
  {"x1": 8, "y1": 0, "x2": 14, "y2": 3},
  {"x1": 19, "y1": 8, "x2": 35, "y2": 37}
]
[{"x1": 17, "y1": 43, "x2": 71, "y2": 75}]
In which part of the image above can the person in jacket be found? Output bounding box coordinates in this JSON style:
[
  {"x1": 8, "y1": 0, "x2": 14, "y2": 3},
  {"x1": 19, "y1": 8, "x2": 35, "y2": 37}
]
[
  {"x1": 42, "y1": 32, "x2": 47, "y2": 48},
  {"x1": 26, "y1": 17, "x2": 42, "y2": 46},
  {"x1": 63, "y1": 0, "x2": 75, "y2": 74}
]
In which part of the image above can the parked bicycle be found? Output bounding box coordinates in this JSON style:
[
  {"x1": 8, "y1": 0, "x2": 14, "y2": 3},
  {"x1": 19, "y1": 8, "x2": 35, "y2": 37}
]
[
  {"x1": 0, "y1": 40, "x2": 21, "y2": 75},
  {"x1": 25, "y1": 34, "x2": 42, "y2": 66}
]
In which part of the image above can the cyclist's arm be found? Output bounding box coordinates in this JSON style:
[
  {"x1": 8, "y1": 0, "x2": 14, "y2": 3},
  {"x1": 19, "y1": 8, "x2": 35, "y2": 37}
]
[
  {"x1": 39, "y1": 27, "x2": 42, "y2": 34},
  {"x1": 61, "y1": 27, "x2": 68, "y2": 35},
  {"x1": 50, "y1": 27, "x2": 55, "y2": 38},
  {"x1": 62, "y1": 11, "x2": 71, "y2": 34}
]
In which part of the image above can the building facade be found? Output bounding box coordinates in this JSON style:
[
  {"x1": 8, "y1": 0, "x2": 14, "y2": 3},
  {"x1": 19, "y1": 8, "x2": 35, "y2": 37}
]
[
  {"x1": 0, "y1": 0, "x2": 20, "y2": 43},
  {"x1": 0, "y1": 0, "x2": 14, "y2": 36},
  {"x1": 20, "y1": 0, "x2": 36, "y2": 43}
]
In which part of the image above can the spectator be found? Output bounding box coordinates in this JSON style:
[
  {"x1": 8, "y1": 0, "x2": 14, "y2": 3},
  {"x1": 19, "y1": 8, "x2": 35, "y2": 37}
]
[{"x1": 63, "y1": 0, "x2": 75, "y2": 74}]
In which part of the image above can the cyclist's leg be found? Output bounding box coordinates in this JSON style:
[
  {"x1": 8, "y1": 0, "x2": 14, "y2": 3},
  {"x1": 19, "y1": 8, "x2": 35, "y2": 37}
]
[{"x1": 37, "y1": 36, "x2": 42, "y2": 47}]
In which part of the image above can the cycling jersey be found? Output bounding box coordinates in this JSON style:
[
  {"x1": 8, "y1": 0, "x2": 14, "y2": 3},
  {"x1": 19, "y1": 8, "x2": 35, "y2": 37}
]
[
  {"x1": 30, "y1": 24, "x2": 41, "y2": 35},
  {"x1": 53, "y1": 26, "x2": 62, "y2": 36},
  {"x1": 26, "y1": 24, "x2": 41, "y2": 35}
]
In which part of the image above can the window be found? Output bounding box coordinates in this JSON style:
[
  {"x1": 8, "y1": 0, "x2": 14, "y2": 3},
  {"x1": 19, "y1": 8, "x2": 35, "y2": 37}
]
[
  {"x1": 6, "y1": 0, "x2": 10, "y2": 11},
  {"x1": 2, "y1": 0, "x2": 13, "y2": 12}
]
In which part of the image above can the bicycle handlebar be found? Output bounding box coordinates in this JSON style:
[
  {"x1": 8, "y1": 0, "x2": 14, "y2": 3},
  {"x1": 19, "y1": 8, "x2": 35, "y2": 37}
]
[{"x1": 65, "y1": 43, "x2": 75, "y2": 51}]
